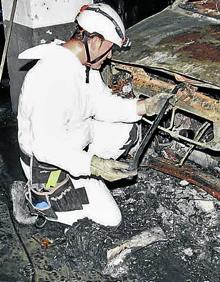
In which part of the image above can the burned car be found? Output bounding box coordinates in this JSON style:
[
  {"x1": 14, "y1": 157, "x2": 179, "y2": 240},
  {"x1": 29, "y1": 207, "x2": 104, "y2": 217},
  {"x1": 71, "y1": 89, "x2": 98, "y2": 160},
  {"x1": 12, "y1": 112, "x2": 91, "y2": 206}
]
[{"x1": 104, "y1": 0, "x2": 220, "y2": 199}]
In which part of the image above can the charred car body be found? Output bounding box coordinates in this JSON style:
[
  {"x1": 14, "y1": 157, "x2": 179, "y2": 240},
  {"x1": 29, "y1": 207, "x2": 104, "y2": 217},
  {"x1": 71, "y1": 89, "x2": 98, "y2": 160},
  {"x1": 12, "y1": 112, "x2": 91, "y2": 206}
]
[{"x1": 105, "y1": 0, "x2": 220, "y2": 199}]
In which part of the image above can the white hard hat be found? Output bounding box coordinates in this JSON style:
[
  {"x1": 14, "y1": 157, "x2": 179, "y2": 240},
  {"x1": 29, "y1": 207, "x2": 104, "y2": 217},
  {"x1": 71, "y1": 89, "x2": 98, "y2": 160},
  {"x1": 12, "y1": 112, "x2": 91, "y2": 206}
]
[{"x1": 76, "y1": 3, "x2": 130, "y2": 48}]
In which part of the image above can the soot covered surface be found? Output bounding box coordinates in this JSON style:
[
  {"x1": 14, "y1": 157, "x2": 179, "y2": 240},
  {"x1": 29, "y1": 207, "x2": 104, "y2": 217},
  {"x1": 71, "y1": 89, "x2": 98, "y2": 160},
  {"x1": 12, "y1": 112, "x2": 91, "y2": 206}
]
[{"x1": 0, "y1": 97, "x2": 219, "y2": 282}]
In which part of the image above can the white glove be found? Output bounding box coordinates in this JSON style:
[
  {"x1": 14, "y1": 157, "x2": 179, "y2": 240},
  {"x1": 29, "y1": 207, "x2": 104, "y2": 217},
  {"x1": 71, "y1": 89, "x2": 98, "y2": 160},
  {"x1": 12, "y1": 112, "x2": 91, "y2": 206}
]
[
  {"x1": 90, "y1": 155, "x2": 137, "y2": 182},
  {"x1": 144, "y1": 93, "x2": 172, "y2": 116}
]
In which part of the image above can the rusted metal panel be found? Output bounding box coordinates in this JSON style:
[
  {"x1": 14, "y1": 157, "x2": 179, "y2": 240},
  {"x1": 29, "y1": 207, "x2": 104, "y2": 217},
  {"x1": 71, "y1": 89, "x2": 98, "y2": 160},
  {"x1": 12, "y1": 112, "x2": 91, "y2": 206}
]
[
  {"x1": 113, "y1": 64, "x2": 220, "y2": 124},
  {"x1": 113, "y1": 2, "x2": 220, "y2": 88},
  {"x1": 113, "y1": 64, "x2": 175, "y2": 94},
  {"x1": 142, "y1": 157, "x2": 220, "y2": 200},
  {"x1": 180, "y1": 0, "x2": 220, "y2": 18},
  {"x1": 175, "y1": 87, "x2": 220, "y2": 123}
]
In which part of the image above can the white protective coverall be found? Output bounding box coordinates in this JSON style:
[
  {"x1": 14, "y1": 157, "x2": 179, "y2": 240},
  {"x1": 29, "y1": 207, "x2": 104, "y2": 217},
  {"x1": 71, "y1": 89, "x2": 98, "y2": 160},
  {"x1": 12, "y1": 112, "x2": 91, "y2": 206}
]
[{"x1": 17, "y1": 42, "x2": 141, "y2": 226}]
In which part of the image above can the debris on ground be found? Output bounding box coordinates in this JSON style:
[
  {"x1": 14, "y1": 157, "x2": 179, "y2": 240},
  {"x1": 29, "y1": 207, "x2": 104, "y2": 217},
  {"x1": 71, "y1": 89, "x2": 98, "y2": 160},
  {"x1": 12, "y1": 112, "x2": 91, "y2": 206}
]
[{"x1": 0, "y1": 99, "x2": 219, "y2": 281}]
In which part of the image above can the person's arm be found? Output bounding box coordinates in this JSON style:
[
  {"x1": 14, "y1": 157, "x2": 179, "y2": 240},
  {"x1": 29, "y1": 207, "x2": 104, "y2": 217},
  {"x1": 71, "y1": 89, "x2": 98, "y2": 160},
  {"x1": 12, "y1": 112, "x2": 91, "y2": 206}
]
[
  {"x1": 88, "y1": 70, "x2": 139, "y2": 122},
  {"x1": 90, "y1": 71, "x2": 171, "y2": 122},
  {"x1": 92, "y1": 88, "x2": 141, "y2": 123}
]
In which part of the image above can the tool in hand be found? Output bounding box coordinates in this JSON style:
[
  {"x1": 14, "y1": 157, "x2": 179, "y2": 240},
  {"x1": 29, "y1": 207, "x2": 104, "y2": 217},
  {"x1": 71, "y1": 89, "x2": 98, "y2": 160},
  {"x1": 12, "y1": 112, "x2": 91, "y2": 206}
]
[{"x1": 128, "y1": 83, "x2": 185, "y2": 171}]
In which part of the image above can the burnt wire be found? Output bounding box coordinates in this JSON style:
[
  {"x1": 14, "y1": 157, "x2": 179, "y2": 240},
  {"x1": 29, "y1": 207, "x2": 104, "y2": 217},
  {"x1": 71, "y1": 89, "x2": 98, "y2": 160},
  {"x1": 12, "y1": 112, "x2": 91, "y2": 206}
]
[{"x1": 2, "y1": 178, "x2": 36, "y2": 282}]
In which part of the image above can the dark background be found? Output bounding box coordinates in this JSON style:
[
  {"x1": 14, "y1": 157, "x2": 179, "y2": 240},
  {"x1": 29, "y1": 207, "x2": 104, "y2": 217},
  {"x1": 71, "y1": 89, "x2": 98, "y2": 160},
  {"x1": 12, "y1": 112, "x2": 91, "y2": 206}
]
[{"x1": 94, "y1": 0, "x2": 175, "y2": 28}]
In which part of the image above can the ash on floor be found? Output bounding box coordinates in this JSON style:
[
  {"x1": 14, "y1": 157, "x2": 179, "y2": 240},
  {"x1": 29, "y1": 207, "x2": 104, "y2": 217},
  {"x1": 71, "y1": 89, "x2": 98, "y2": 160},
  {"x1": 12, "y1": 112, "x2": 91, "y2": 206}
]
[{"x1": 0, "y1": 117, "x2": 219, "y2": 281}]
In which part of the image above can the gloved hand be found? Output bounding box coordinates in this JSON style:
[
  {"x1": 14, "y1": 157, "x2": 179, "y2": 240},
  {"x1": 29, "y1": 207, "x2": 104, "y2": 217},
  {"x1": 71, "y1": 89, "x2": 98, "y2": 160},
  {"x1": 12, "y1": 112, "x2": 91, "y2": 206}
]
[
  {"x1": 144, "y1": 92, "x2": 172, "y2": 116},
  {"x1": 90, "y1": 155, "x2": 137, "y2": 182}
]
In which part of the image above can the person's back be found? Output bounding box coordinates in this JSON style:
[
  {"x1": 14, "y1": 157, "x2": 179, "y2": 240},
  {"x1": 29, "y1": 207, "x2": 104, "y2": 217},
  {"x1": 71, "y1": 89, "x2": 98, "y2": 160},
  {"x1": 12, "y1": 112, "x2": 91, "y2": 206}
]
[{"x1": 18, "y1": 42, "x2": 88, "y2": 161}]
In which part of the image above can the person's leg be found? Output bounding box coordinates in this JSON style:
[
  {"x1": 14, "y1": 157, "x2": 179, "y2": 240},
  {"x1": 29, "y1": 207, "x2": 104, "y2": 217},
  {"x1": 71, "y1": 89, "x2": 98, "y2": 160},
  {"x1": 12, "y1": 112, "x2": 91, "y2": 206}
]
[
  {"x1": 19, "y1": 154, "x2": 121, "y2": 226},
  {"x1": 19, "y1": 158, "x2": 120, "y2": 226},
  {"x1": 58, "y1": 120, "x2": 138, "y2": 227},
  {"x1": 55, "y1": 177, "x2": 122, "y2": 226},
  {"x1": 18, "y1": 121, "x2": 138, "y2": 227}
]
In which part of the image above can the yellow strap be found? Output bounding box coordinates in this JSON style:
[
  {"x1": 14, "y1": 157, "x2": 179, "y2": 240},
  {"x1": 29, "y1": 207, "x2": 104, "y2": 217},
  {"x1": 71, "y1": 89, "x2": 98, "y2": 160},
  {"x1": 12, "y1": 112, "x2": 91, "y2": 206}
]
[{"x1": 46, "y1": 170, "x2": 61, "y2": 188}]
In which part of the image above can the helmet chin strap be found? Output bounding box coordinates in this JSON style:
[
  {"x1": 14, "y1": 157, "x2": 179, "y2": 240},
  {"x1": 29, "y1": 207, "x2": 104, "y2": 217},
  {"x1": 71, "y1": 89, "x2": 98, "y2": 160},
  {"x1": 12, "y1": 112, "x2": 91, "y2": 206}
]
[{"x1": 82, "y1": 31, "x2": 112, "y2": 83}]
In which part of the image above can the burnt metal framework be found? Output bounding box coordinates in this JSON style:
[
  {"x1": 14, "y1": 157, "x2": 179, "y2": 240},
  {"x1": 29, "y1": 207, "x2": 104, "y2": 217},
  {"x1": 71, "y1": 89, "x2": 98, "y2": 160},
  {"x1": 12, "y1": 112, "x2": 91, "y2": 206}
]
[{"x1": 106, "y1": 0, "x2": 220, "y2": 200}]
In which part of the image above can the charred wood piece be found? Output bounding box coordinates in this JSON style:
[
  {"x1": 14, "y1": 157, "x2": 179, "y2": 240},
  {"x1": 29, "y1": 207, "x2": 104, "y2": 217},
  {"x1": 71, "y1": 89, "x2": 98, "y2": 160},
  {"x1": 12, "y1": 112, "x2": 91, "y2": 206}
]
[{"x1": 141, "y1": 157, "x2": 220, "y2": 201}]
